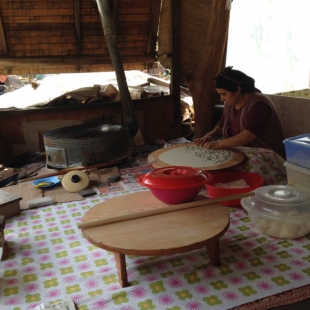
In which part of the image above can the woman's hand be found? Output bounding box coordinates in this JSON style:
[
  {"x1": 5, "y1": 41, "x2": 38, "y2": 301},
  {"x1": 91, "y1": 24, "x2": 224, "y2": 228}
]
[
  {"x1": 193, "y1": 135, "x2": 212, "y2": 146},
  {"x1": 202, "y1": 140, "x2": 222, "y2": 149}
]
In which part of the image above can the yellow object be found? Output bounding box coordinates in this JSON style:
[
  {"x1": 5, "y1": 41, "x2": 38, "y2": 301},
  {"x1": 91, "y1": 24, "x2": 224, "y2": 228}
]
[{"x1": 34, "y1": 182, "x2": 53, "y2": 188}]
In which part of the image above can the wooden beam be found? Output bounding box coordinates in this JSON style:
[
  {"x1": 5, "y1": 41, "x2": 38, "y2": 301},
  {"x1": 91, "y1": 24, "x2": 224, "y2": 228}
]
[
  {"x1": 147, "y1": 0, "x2": 161, "y2": 55},
  {"x1": 96, "y1": 0, "x2": 139, "y2": 137},
  {"x1": 0, "y1": 12, "x2": 7, "y2": 56},
  {"x1": 73, "y1": 0, "x2": 81, "y2": 56},
  {"x1": 112, "y1": 0, "x2": 120, "y2": 36},
  {"x1": 0, "y1": 54, "x2": 156, "y2": 67}
]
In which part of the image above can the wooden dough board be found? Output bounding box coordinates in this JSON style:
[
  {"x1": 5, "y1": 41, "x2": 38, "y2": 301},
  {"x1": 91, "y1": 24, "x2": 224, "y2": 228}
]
[
  {"x1": 81, "y1": 191, "x2": 230, "y2": 255},
  {"x1": 148, "y1": 143, "x2": 245, "y2": 171}
]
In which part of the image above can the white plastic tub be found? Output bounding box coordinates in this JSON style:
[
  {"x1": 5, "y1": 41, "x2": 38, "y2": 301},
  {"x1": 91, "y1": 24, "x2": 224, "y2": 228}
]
[{"x1": 285, "y1": 162, "x2": 310, "y2": 192}]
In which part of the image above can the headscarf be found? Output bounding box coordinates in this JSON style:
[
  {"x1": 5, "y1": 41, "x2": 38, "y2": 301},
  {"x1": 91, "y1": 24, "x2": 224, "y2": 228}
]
[{"x1": 214, "y1": 66, "x2": 259, "y2": 93}]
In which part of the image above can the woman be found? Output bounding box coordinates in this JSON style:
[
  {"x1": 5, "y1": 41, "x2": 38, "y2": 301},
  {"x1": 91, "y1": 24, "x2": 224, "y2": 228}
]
[{"x1": 194, "y1": 66, "x2": 287, "y2": 185}]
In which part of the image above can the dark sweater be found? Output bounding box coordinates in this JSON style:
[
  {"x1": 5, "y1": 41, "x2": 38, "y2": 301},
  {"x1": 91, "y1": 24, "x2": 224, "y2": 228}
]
[{"x1": 220, "y1": 92, "x2": 286, "y2": 159}]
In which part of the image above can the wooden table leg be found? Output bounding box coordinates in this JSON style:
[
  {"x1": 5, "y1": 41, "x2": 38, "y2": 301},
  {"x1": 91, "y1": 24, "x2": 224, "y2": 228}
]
[
  {"x1": 113, "y1": 253, "x2": 129, "y2": 287},
  {"x1": 206, "y1": 238, "x2": 221, "y2": 266}
]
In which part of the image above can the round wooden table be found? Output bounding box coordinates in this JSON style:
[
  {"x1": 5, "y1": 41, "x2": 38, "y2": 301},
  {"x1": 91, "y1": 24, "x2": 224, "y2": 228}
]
[{"x1": 81, "y1": 191, "x2": 230, "y2": 287}]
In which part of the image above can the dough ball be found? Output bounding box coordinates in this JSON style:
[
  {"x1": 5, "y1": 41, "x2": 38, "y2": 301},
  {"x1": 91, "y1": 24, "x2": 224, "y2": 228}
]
[
  {"x1": 279, "y1": 229, "x2": 296, "y2": 239},
  {"x1": 266, "y1": 226, "x2": 281, "y2": 238}
]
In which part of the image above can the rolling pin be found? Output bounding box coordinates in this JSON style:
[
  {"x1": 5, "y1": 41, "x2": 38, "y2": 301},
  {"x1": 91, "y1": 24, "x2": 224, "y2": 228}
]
[{"x1": 77, "y1": 191, "x2": 254, "y2": 229}]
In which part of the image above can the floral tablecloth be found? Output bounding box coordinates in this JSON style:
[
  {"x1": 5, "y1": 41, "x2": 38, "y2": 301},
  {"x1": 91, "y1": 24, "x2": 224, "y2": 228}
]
[{"x1": 1, "y1": 164, "x2": 310, "y2": 310}]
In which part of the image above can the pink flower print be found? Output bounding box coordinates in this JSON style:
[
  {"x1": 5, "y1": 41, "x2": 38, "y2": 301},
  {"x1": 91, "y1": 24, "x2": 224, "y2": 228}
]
[
  {"x1": 99, "y1": 266, "x2": 113, "y2": 273},
  {"x1": 178, "y1": 266, "x2": 191, "y2": 273},
  {"x1": 228, "y1": 276, "x2": 244, "y2": 285},
  {"x1": 5, "y1": 278, "x2": 18, "y2": 286},
  {"x1": 19, "y1": 227, "x2": 29, "y2": 232},
  {"x1": 167, "y1": 276, "x2": 183, "y2": 288},
  {"x1": 46, "y1": 289, "x2": 62, "y2": 299},
  {"x1": 91, "y1": 251, "x2": 104, "y2": 259},
  {"x1": 72, "y1": 248, "x2": 83, "y2": 255},
  {"x1": 201, "y1": 268, "x2": 217, "y2": 279},
  {"x1": 267, "y1": 244, "x2": 280, "y2": 251},
  {"x1": 131, "y1": 286, "x2": 147, "y2": 298},
  {"x1": 56, "y1": 205, "x2": 65, "y2": 210},
  {"x1": 240, "y1": 252, "x2": 252, "y2": 260},
  {"x1": 25, "y1": 283, "x2": 40, "y2": 293},
  {"x1": 63, "y1": 275, "x2": 77, "y2": 283},
  {"x1": 78, "y1": 262, "x2": 91, "y2": 271},
  {"x1": 5, "y1": 235, "x2": 14, "y2": 241},
  {"x1": 32, "y1": 220, "x2": 42, "y2": 224},
  {"x1": 158, "y1": 294, "x2": 174, "y2": 305},
  {"x1": 256, "y1": 281, "x2": 273, "y2": 291},
  {"x1": 21, "y1": 237, "x2": 31, "y2": 244},
  {"x1": 45, "y1": 212, "x2": 53, "y2": 217},
  {"x1": 4, "y1": 261, "x2": 17, "y2": 268},
  {"x1": 43, "y1": 270, "x2": 56, "y2": 277},
  {"x1": 290, "y1": 260, "x2": 305, "y2": 267},
  {"x1": 58, "y1": 258, "x2": 71, "y2": 266},
  {"x1": 92, "y1": 298, "x2": 109, "y2": 309},
  {"x1": 21, "y1": 250, "x2": 33, "y2": 257},
  {"x1": 4, "y1": 296, "x2": 21, "y2": 306},
  {"x1": 233, "y1": 261, "x2": 248, "y2": 270},
  {"x1": 35, "y1": 230, "x2": 44, "y2": 234},
  {"x1": 50, "y1": 232, "x2": 61, "y2": 238},
  {"x1": 234, "y1": 213, "x2": 244, "y2": 219},
  {"x1": 39, "y1": 254, "x2": 52, "y2": 262},
  {"x1": 37, "y1": 241, "x2": 48, "y2": 247},
  {"x1": 261, "y1": 268, "x2": 276, "y2": 276},
  {"x1": 85, "y1": 279, "x2": 99, "y2": 289},
  {"x1": 291, "y1": 248, "x2": 304, "y2": 255},
  {"x1": 133, "y1": 258, "x2": 147, "y2": 264},
  {"x1": 248, "y1": 231, "x2": 260, "y2": 237},
  {"x1": 60, "y1": 215, "x2": 69, "y2": 220},
  {"x1": 230, "y1": 219, "x2": 239, "y2": 226},
  {"x1": 227, "y1": 228, "x2": 237, "y2": 234},
  {"x1": 71, "y1": 294, "x2": 84, "y2": 303},
  {"x1": 194, "y1": 284, "x2": 210, "y2": 295},
  {"x1": 155, "y1": 262, "x2": 168, "y2": 271},
  {"x1": 145, "y1": 275, "x2": 160, "y2": 282},
  {"x1": 244, "y1": 241, "x2": 256, "y2": 248},
  {"x1": 47, "y1": 222, "x2": 57, "y2": 227},
  {"x1": 120, "y1": 307, "x2": 135, "y2": 310},
  {"x1": 264, "y1": 254, "x2": 278, "y2": 263},
  {"x1": 23, "y1": 266, "x2": 37, "y2": 273},
  {"x1": 63, "y1": 224, "x2": 72, "y2": 229},
  {"x1": 54, "y1": 245, "x2": 66, "y2": 251},
  {"x1": 222, "y1": 291, "x2": 239, "y2": 301},
  {"x1": 288, "y1": 272, "x2": 305, "y2": 281},
  {"x1": 108, "y1": 284, "x2": 121, "y2": 291},
  {"x1": 185, "y1": 300, "x2": 203, "y2": 310},
  {"x1": 67, "y1": 235, "x2": 78, "y2": 241}
]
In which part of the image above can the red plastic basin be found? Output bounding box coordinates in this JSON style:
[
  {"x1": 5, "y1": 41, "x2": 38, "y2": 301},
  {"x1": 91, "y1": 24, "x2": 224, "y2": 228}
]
[{"x1": 205, "y1": 171, "x2": 264, "y2": 207}]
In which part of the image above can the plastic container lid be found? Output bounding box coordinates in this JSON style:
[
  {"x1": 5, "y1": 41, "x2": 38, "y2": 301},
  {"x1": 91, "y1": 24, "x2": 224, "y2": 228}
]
[
  {"x1": 241, "y1": 185, "x2": 310, "y2": 217},
  {"x1": 284, "y1": 134, "x2": 310, "y2": 147},
  {"x1": 138, "y1": 166, "x2": 211, "y2": 189}
]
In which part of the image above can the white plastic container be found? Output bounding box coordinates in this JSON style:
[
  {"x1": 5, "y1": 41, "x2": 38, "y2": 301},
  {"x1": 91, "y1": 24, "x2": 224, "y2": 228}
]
[
  {"x1": 241, "y1": 185, "x2": 310, "y2": 239},
  {"x1": 285, "y1": 162, "x2": 310, "y2": 192}
]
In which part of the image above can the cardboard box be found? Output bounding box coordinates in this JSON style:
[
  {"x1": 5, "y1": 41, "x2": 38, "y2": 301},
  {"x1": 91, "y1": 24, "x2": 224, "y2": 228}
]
[{"x1": 0, "y1": 189, "x2": 22, "y2": 219}]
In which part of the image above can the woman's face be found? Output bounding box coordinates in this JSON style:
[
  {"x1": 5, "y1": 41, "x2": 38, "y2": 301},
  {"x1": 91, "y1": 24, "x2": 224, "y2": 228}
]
[{"x1": 216, "y1": 88, "x2": 239, "y2": 105}]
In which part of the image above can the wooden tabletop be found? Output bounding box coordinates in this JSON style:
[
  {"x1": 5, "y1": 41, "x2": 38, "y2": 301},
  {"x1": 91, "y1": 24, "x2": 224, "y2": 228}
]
[{"x1": 81, "y1": 191, "x2": 230, "y2": 256}]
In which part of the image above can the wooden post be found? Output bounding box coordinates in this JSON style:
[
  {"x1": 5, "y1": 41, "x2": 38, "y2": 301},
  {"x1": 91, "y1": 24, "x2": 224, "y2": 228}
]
[{"x1": 96, "y1": 0, "x2": 139, "y2": 138}]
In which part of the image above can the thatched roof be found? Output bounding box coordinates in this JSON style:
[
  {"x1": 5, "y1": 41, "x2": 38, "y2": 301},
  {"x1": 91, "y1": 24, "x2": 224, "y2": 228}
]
[{"x1": 0, "y1": 0, "x2": 161, "y2": 75}]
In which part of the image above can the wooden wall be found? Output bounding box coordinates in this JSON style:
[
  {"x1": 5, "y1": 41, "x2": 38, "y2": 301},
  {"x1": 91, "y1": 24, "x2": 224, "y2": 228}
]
[{"x1": 0, "y1": 95, "x2": 179, "y2": 159}]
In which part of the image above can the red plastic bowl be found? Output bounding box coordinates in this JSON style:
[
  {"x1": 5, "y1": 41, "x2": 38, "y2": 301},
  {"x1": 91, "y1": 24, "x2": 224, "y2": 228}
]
[
  {"x1": 204, "y1": 171, "x2": 264, "y2": 207},
  {"x1": 138, "y1": 166, "x2": 213, "y2": 204}
]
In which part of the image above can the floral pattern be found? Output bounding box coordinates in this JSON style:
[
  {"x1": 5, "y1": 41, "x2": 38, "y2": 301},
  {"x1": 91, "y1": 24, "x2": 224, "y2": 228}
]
[{"x1": 1, "y1": 163, "x2": 310, "y2": 310}]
